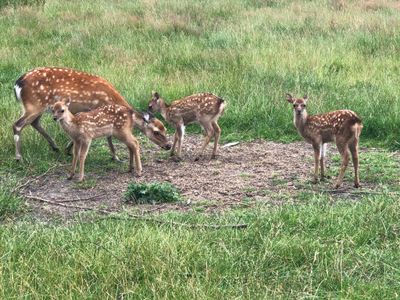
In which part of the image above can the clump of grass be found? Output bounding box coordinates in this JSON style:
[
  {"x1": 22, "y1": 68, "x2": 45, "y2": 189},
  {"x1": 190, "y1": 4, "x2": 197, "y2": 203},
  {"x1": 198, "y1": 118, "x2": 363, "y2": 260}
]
[{"x1": 124, "y1": 182, "x2": 182, "y2": 204}]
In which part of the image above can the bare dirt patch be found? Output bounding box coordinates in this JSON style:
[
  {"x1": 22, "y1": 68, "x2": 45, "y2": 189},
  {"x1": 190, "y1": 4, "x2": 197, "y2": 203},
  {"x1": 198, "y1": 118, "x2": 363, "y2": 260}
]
[{"x1": 20, "y1": 136, "x2": 377, "y2": 220}]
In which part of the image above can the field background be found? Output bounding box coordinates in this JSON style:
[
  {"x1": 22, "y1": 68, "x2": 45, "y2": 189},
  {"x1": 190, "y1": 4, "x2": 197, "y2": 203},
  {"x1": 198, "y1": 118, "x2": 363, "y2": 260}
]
[{"x1": 0, "y1": 0, "x2": 399, "y2": 298}]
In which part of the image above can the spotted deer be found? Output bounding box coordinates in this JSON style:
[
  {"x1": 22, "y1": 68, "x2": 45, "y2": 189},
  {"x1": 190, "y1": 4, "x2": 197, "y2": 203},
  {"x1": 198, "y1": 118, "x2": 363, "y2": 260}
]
[
  {"x1": 286, "y1": 94, "x2": 363, "y2": 188},
  {"x1": 148, "y1": 91, "x2": 225, "y2": 160},
  {"x1": 13, "y1": 67, "x2": 171, "y2": 161},
  {"x1": 52, "y1": 99, "x2": 141, "y2": 181}
]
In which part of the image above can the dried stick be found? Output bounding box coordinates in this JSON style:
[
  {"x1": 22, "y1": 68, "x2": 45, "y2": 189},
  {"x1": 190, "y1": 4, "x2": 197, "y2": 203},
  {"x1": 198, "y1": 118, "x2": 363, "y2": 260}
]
[{"x1": 25, "y1": 195, "x2": 248, "y2": 229}]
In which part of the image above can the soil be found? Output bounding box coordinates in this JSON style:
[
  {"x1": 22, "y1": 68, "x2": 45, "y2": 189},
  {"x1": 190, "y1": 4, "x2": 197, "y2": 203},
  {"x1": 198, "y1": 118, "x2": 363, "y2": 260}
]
[{"x1": 20, "y1": 135, "x2": 379, "y2": 220}]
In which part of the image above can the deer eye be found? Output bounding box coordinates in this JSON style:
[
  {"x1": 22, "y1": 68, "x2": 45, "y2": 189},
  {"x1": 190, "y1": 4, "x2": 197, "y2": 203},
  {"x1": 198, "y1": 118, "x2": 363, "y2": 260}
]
[
  {"x1": 61, "y1": 109, "x2": 65, "y2": 113},
  {"x1": 293, "y1": 104, "x2": 296, "y2": 108},
  {"x1": 302, "y1": 104, "x2": 306, "y2": 108}
]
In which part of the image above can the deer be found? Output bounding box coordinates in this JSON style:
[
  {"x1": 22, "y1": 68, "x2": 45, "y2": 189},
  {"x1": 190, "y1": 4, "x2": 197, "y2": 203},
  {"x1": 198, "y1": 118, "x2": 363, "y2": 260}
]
[
  {"x1": 286, "y1": 94, "x2": 363, "y2": 188},
  {"x1": 51, "y1": 99, "x2": 141, "y2": 181},
  {"x1": 13, "y1": 67, "x2": 171, "y2": 161},
  {"x1": 148, "y1": 91, "x2": 225, "y2": 161}
]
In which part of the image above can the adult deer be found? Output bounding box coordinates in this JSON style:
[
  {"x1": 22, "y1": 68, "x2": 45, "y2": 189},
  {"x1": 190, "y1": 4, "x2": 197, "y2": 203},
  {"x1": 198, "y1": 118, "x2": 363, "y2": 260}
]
[
  {"x1": 13, "y1": 67, "x2": 171, "y2": 161},
  {"x1": 286, "y1": 94, "x2": 363, "y2": 188},
  {"x1": 52, "y1": 99, "x2": 141, "y2": 181},
  {"x1": 148, "y1": 91, "x2": 225, "y2": 160}
]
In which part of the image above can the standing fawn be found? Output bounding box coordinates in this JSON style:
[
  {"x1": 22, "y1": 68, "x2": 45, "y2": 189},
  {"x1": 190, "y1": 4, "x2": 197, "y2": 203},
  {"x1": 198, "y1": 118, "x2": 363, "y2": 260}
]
[
  {"x1": 52, "y1": 99, "x2": 141, "y2": 182},
  {"x1": 148, "y1": 91, "x2": 225, "y2": 160},
  {"x1": 286, "y1": 94, "x2": 363, "y2": 188},
  {"x1": 13, "y1": 67, "x2": 171, "y2": 161}
]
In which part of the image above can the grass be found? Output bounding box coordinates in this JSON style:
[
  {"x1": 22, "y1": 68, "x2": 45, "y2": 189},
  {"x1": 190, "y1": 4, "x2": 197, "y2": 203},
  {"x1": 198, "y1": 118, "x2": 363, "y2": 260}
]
[
  {"x1": 1, "y1": 194, "x2": 400, "y2": 298},
  {"x1": 0, "y1": 0, "x2": 399, "y2": 298}
]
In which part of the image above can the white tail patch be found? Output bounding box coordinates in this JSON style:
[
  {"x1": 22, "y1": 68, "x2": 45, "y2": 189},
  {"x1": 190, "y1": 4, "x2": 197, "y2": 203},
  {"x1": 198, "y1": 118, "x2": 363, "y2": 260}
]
[
  {"x1": 218, "y1": 101, "x2": 225, "y2": 115},
  {"x1": 14, "y1": 84, "x2": 22, "y2": 101}
]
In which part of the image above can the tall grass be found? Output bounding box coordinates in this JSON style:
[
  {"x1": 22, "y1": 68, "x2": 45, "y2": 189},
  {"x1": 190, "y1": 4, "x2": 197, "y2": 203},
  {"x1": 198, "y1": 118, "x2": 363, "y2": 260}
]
[{"x1": 0, "y1": 0, "x2": 399, "y2": 159}]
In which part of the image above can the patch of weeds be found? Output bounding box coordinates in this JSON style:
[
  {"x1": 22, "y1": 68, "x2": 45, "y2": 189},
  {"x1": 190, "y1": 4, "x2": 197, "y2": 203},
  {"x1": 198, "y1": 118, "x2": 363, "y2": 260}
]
[
  {"x1": 239, "y1": 173, "x2": 252, "y2": 179},
  {"x1": 242, "y1": 186, "x2": 257, "y2": 193},
  {"x1": 271, "y1": 177, "x2": 287, "y2": 186},
  {"x1": 124, "y1": 182, "x2": 182, "y2": 205},
  {"x1": 73, "y1": 178, "x2": 97, "y2": 190}
]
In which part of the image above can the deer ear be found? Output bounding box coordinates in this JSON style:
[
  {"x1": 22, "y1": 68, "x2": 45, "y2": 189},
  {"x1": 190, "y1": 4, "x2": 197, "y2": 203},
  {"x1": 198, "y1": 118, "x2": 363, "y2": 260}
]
[
  {"x1": 286, "y1": 93, "x2": 294, "y2": 103},
  {"x1": 64, "y1": 97, "x2": 72, "y2": 107},
  {"x1": 303, "y1": 95, "x2": 308, "y2": 102},
  {"x1": 152, "y1": 91, "x2": 160, "y2": 99}
]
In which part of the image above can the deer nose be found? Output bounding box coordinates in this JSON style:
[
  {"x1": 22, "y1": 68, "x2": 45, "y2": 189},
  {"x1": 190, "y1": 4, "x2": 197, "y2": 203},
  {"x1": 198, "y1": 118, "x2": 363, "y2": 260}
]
[{"x1": 53, "y1": 117, "x2": 58, "y2": 121}]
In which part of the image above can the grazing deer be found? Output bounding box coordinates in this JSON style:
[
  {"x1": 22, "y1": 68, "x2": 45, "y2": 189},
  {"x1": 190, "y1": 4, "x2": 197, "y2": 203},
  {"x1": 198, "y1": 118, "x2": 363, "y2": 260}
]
[
  {"x1": 13, "y1": 67, "x2": 171, "y2": 161},
  {"x1": 148, "y1": 91, "x2": 225, "y2": 160},
  {"x1": 52, "y1": 99, "x2": 141, "y2": 181},
  {"x1": 286, "y1": 94, "x2": 363, "y2": 188}
]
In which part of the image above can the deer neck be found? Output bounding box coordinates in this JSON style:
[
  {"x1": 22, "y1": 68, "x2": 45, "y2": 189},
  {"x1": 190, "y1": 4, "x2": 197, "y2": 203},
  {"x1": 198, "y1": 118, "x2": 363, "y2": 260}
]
[
  {"x1": 159, "y1": 100, "x2": 169, "y2": 120},
  {"x1": 60, "y1": 111, "x2": 77, "y2": 135},
  {"x1": 131, "y1": 109, "x2": 146, "y2": 131},
  {"x1": 294, "y1": 110, "x2": 308, "y2": 136}
]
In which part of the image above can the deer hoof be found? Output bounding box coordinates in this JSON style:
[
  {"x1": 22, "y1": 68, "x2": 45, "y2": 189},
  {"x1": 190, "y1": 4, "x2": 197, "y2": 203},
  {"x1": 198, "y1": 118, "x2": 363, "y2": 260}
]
[
  {"x1": 67, "y1": 174, "x2": 74, "y2": 180},
  {"x1": 52, "y1": 147, "x2": 60, "y2": 153},
  {"x1": 354, "y1": 182, "x2": 360, "y2": 188},
  {"x1": 112, "y1": 156, "x2": 124, "y2": 163},
  {"x1": 334, "y1": 183, "x2": 341, "y2": 189}
]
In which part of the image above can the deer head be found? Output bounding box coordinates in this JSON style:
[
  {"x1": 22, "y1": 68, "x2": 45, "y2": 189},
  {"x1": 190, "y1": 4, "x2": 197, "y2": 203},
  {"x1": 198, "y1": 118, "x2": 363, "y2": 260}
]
[
  {"x1": 52, "y1": 98, "x2": 72, "y2": 122},
  {"x1": 141, "y1": 111, "x2": 171, "y2": 150},
  {"x1": 287, "y1": 93, "x2": 308, "y2": 116},
  {"x1": 148, "y1": 91, "x2": 163, "y2": 113}
]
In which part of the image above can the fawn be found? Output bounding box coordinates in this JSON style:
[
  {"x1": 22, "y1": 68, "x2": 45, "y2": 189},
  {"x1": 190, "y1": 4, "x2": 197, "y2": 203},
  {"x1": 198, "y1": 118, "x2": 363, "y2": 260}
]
[
  {"x1": 51, "y1": 99, "x2": 142, "y2": 182},
  {"x1": 13, "y1": 67, "x2": 171, "y2": 161},
  {"x1": 148, "y1": 91, "x2": 225, "y2": 160},
  {"x1": 286, "y1": 94, "x2": 363, "y2": 188}
]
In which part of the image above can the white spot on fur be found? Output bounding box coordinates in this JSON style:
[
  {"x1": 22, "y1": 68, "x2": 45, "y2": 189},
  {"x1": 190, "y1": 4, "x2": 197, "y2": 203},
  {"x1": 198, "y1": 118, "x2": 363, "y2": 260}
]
[{"x1": 14, "y1": 134, "x2": 19, "y2": 143}]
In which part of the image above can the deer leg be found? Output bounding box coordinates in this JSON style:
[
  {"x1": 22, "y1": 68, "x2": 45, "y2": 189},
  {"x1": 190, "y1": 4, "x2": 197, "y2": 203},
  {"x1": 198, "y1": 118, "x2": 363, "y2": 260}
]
[
  {"x1": 13, "y1": 112, "x2": 41, "y2": 161},
  {"x1": 335, "y1": 141, "x2": 350, "y2": 189},
  {"x1": 68, "y1": 141, "x2": 81, "y2": 180},
  {"x1": 195, "y1": 123, "x2": 214, "y2": 161},
  {"x1": 31, "y1": 115, "x2": 59, "y2": 152},
  {"x1": 107, "y1": 137, "x2": 122, "y2": 162},
  {"x1": 175, "y1": 124, "x2": 185, "y2": 159},
  {"x1": 170, "y1": 131, "x2": 178, "y2": 157},
  {"x1": 319, "y1": 143, "x2": 327, "y2": 180},
  {"x1": 313, "y1": 145, "x2": 320, "y2": 183},
  {"x1": 77, "y1": 140, "x2": 91, "y2": 182},
  {"x1": 349, "y1": 139, "x2": 360, "y2": 188},
  {"x1": 211, "y1": 121, "x2": 221, "y2": 159},
  {"x1": 125, "y1": 136, "x2": 142, "y2": 177}
]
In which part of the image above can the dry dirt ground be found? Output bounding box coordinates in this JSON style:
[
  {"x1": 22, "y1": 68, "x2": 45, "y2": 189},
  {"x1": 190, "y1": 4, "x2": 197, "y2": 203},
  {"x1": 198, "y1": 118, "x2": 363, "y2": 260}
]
[{"x1": 20, "y1": 135, "x2": 378, "y2": 219}]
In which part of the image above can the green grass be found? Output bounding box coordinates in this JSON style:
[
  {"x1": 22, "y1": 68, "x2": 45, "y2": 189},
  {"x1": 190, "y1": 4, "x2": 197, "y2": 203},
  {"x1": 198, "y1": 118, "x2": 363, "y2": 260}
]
[
  {"x1": 0, "y1": 0, "x2": 399, "y2": 298},
  {"x1": 1, "y1": 195, "x2": 400, "y2": 298}
]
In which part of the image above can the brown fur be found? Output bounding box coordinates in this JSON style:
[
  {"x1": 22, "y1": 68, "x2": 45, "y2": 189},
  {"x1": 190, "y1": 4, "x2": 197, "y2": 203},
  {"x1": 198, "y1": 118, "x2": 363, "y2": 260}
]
[
  {"x1": 52, "y1": 100, "x2": 141, "y2": 182},
  {"x1": 148, "y1": 91, "x2": 225, "y2": 160},
  {"x1": 287, "y1": 94, "x2": 363, "y2": 188},
  {"x1": 13, "y1": 67, "x2": 170, "y2": 161}
]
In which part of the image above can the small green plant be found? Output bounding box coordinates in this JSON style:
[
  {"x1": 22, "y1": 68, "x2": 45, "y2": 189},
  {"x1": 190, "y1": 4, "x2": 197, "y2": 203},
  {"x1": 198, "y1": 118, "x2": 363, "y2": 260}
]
[{"x1": 124, "y1": 182, "x2": 182, "y2": 204}]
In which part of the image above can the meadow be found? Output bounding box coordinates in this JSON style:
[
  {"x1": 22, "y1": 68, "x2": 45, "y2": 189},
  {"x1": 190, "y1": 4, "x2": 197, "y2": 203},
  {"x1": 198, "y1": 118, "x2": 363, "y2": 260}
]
[{"x1": 0, "y1": 0, "x2": 399, "y2": 298}]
